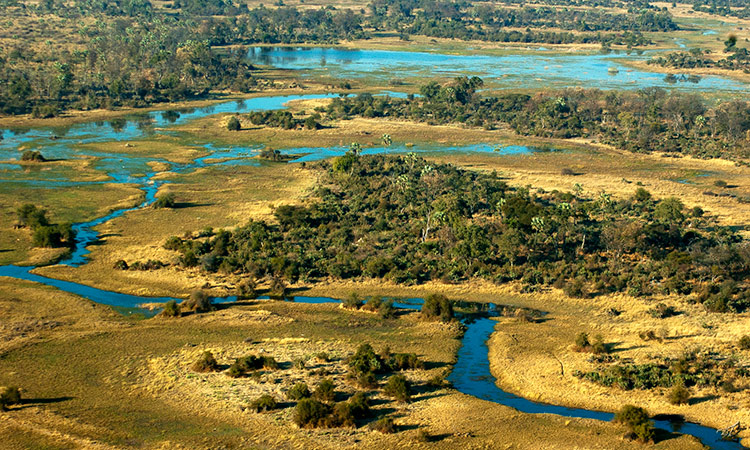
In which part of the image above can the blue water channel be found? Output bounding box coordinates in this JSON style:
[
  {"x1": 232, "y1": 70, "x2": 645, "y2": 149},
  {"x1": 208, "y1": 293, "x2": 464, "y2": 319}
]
[
  {"x1": 0, "y1": 92, "x2": 745, "y2": 448},
  {"x1": 247, "y1": 47, "x2": 748, "y2": 94}
]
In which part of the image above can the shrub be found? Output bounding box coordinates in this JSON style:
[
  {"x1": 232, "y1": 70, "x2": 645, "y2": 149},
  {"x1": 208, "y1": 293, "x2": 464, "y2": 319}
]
[
  {"x1": 634, "y1": 188, "x2": 652, "y2": 202},
  {"x1": 613, "y1": 405, "x2": 654, "y2": 443},
  {"x1": 0, "y1": 386, "x2": 21, "y2": 411},
  {"x1": 561, "y1": 168, "x2": 575, "y2": 175},
  {"x1": 378, "y1": 299, "x2": 395, "y2": 318},
  {"x1": 648, "y1": 303, "x2": 678, "y2": 319},
  {"x1": 370, "y1": 417, "x2": 395, "y2": 433},
  {"x1": 269, "y1": 276, "x2": 287, "y2": 298},
  {"x1": 348, "y1": 343, "x2": 383, "y2": 375},
  {"x1": 564, "y1": 278, "x2": 588, "y2": 298},
  {"x1": 226, "y1": 116, "x2": 241, "y2": 131},
  {"x1": 191, "y1": 351, "x2": 219, "y2": 373},
  {"x1": 347, "y1": 392, "x2": 370, "y2": 419},
  {"x1": 383, "y1": 374, "x2": 411, "y2": 402},
  {"x1": 421, "y1": 294, "x2": 453, "y2": 322},
  {"x1": 20, "y1": 150, "x2": 46, "y2": 162},
  {"x1": 574, "y1": 332, "x2": 590, "y2": 351},
  {"x1": 343, "y1": 292, "x2": 363, "y2": 310},
  {"x1": 236, "y1": 278, "x2": 256, "y2": 299},
  {"x1": 714, "y1": 180, "x2": 728, "y2": 188},
  {"x1": 287, "y1": 383, "x2": 311, "y2": 400},
  {"x1": 113, "y1": 259, "x2": 129, "y2": 270},
  {"x1": 739, "y1": 335, "x2": 750, "y2": 350},
  {"x1": 162, "y1": 299, "x2": 180, "y2": 317},
  {"x1": 314, "y1": 379, "x2": 336, "y2": 403},
  {"x1": 249, "y1": 394, "x2": 277, "y2": 412},
  {"x1": 153, "y1": 193, "x2": 176, "y2": 209},
  {"x1": 227, "y1": 355, "x2": 278, "y2": 377},
  {"x1": 668, "y1": 383, "x2": 690, "y2": 405},
  {"x1": 293, "y1": 398, "x2": 330, "y2": 428},
  {"x1": 388, "y1": 353, "x2": 424, "y2": 371},
  {"x1": 356, "y1": 371, "x2": 378, "y2": 389},
  {"x1": 327, "y1": 402, "x2": 356, "y2": 427},
  {"x1": 184, "y1": 290, "x2": 212, "y2": 313},
  {"x1": 591, "y1": 334, "x2": 609, "y2": 355}
]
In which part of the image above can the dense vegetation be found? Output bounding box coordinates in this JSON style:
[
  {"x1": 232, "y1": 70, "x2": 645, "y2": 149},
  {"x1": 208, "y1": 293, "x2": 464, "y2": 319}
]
[
  {"x1": 649, "y1": 40, "x2": 750, "y2": 73},
  {"x1": 158, "y1": 154, "x2": 750, "y2": 312},
  {"x1": 0, "y1": 0, "x2": 680, "y2": 116},
  {"x1": 318, "y1": 77, "x2": 750, "y2": 160},
  {"x1": 15, "y1": 204, "x2": 75, "y2": 248}
]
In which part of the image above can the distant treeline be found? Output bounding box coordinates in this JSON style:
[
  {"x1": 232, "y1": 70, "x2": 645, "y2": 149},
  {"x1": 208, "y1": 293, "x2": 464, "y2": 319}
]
[
  {"x1": 649, "y1": 41, "x2": 750, "y2": 73},
  {"x1": 317, "y1": 77, "x2": 750, "y2": 160},
  {"x1": 159, "y1": 154, "x2": 749, "y2": 313}
]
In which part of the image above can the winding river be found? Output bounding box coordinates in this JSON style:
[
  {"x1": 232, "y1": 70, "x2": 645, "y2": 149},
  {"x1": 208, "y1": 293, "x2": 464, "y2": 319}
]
[{"x1": 0, "y1": 92, "x2": 745, "y2": 448}]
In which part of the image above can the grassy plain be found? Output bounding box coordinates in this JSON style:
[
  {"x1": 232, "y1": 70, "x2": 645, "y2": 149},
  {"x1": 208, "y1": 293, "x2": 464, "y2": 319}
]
[{"x1": 0, "y1": 276, "x2": 709, "y2": 449}]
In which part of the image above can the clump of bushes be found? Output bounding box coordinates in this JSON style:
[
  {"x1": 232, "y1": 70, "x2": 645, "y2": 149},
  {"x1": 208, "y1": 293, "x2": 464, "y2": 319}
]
[
  {"x1": 421, "y1": 294, "x2": 453, "y2": 322},
  {"x1": 342, "y1": 292, "x2": 364, "y2": 310},
  {"x1": 293, "y1": 398, "x2": 330, "y2": 428},
  {"x1": 383, "y1": 374, "x2": 411, "y2": 402},
  {"x1": 153, "y1": 193, "x2": 176, "y2": 209},
  {"x1": 162, "y1": 299, "x2": 180, "y2": 317},
  {"x1": 20, "y1": 150, "x2": 46, "y2": 162},
  {"x1": 0, "y1": 386, "x2": 21, "y2": 411},
  {"x1": 361, "y1": 296, "x2": 396, "y2": 318},
  {"x1": 647, "y1": 303, "x2": 678, "y2": 319},
  {"x1": 313, "y1": 379, "x2": 336, "y2": 403},
  {"x1": 227, "y1": 355, "x2": 278, "y2": 378},
  {"x1": 249, "y1": 394, "x2": 277, "y2": 412},
  {"x1": 613, "y1": 405, "x2": 654, "y2": 443},
  {"x1": 226, "y1": 116, "x2": 241, "y2": 131},
  {"x1": 668, "y1": 383, "x2": 690, "y2": 405},
  {"x1": 287, "y1": 383, "x2": 311, "y2": 400},
  {"x1": 16, "y1": 204, "x2": 75, "y2": 248},
  {"x1": 191, "y1": 351, "x2": 219, "y2": 373},
  {"x1": 370, "y1": 417, "x2": 395, "y2": 434},
  {"x1": 573, "y1": 332, "x2": 609, "y2": 354},
  {"x1": 183, "y1": 290, "x2": 213, "y2": 313}
]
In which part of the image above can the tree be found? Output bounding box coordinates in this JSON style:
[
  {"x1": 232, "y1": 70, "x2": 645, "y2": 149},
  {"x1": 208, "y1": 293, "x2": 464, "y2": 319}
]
[
  {"x1": 613, "y1": 405, "x2": 654, "y2": 443},
  {"x1": 654, "y1": 197, "x2": 684, "y2": 223},
  {"x1": 0, "y1": 386, "x2": 21, "y2": 411},
  {"x1": 226, "y1": 116, "x2": 241, "y2": 131},
  {"x1": 421, "y1": 294, "x2": 453, "y2": 322},
  {"x1": 383, "y1": 374, "x2": 411, "y2": 402},
  {"x1": 153, "y1": 193, "x2": 176, "y2": 209}
]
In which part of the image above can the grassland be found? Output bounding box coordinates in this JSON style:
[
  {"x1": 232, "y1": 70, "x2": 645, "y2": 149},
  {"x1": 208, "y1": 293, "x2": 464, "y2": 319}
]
[{"x1": 0, "y1": 276, "x2": 709, "y2": 449}]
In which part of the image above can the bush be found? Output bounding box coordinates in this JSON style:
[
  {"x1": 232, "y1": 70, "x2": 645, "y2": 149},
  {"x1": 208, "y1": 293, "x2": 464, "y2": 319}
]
[
  {"x1": 370, "y1": 416, "x2": 395, "y2": 433},
  {"x1": 421, "y1": 294, "x2": 453, "y2": 322},
  {"x1": 184, "y1": 290, "x2": 213, "y2": 313},
  {"x1": 613, "y1": 405, "x2": 654, "y2": 443},
  {"x1": 356, "y1": 371, "x2": 378, "y2": 389},
  {"x1": 162, "y1": 299, "x2": 180, "y2": 317},
  {"x1": 347, "y1": 392, "x2": 370, "y2": 419},
  {"x1": 648, "y1": 303, "x2": 678, "y2": 319},
  {"x1": 388, "y1": 353, "x2": 424, "y2": 371},
  {"x1": 348, "y1": 343, "x2": 383, "y2": 375},
  {"x1": 153, "y1": 193, "x2": 176, "y2": 209},
  {"x1": 249, "y1": 394, "x2": 277, "y2": 412},
  {"x1": 20, "y1": 150, "x2": 46, "y2": 162},
  {"x1": 16, "y1": 204, "x2": 49, "y2": 228},
  {"x1": 113, "y1": 259, "x2": 129, "y2": 270},
  {"x1": 564, "y1": 278, "x2": 588, "y2": 298},
  {"x1": 343, "y1": 292, "x2": 363, "y2": 310},
  {"x1": 191, "y1": 351, "x2": 219, "y2": 373},
  {"x1": 378, "y1": 299, "x2": 395, "y2": 318},
  {"x1": 227, "y1": 355, "x2": 278, "y2": 378},
  {"x1": 314, "y1": 379, "x2": 336, "y2": 403},
  {"x1": 0, "y1": 386, "x2": 21, "y2": 411},
  {"x1": 668, "y1": 383, "x2": 690, "y2": 405},
  {"x1": 227, "y1": 116, "x2": 241, "y2": 131},
  {"x1": 293, "y1": 398, "x2": 330, "y2": 428},
  {"x1": 739, "y1": 335, "x2": 750, "y2": 350},
  {"x1": 287, "y1": 383, "x2": 311, "y2": 400},
  {"x1": 574, "y1": 332, "x2": 590, "y2": 350},
  {"x1": 383, "y1": 374, "x2": 411, "y2": 402},
  {"x1": 236, "y1": 278, "x2": 256, "y2": 299}
]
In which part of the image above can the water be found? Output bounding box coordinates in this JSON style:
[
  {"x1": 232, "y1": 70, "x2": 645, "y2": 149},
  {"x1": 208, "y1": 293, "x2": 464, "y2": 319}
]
[
  {"x1": 0, "y1": 91, "x2": 744, "y2": 448},
  {"x1": 247, "y1": 47, "x2": 748, "y2": 94}
]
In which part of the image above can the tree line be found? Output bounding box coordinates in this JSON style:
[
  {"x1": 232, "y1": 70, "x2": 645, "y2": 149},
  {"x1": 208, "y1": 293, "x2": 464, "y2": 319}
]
[
  {"x1": 153, "y1": 154, "x2": 749, "y2": 313},
  {"x1": 318, "y1": 77, "x2": 750, "y2": 160}
]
